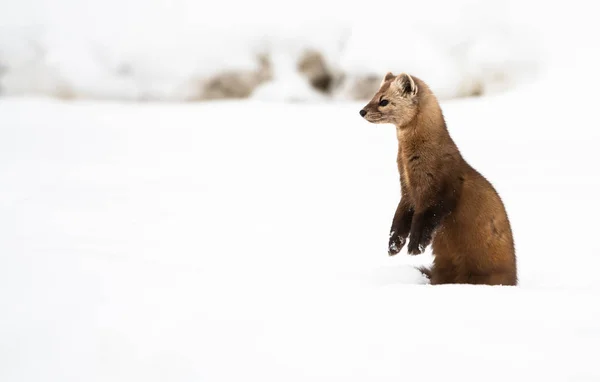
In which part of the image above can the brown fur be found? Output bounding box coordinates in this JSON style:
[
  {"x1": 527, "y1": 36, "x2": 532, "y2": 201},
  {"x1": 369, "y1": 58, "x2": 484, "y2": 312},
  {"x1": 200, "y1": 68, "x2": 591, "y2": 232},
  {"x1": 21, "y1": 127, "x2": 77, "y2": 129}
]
[{"x1": 360, "y1": 72, "x2": 517, "y2": 286}]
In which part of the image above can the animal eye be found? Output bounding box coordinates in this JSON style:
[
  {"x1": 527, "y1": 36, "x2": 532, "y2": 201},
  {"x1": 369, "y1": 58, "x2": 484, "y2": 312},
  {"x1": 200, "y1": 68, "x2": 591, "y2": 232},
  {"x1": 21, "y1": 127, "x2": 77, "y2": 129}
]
[{"x1": 379, "y1": 99, "x2": 389, "y2": 107}]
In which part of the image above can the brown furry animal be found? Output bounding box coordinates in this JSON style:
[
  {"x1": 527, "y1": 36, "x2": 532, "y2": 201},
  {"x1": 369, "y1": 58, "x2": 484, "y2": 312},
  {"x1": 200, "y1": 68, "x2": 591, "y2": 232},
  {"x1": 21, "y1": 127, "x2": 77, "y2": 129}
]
[{"x1": 360, "y1": 72, "x2": 517, "y2": 285}]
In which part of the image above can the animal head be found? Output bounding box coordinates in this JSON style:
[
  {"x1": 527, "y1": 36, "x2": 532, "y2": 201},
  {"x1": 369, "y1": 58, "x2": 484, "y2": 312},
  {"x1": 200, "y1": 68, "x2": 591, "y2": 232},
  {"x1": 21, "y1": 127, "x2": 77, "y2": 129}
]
[{"x1": 359, "y1": 72, "x2": 419, "y2": 127}]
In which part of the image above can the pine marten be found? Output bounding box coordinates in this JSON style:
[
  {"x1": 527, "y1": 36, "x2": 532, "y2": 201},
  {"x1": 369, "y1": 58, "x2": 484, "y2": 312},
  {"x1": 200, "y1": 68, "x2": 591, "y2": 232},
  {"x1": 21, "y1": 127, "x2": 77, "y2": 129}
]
[{"x1": 359, "y1": 72, "x2": 517, "y2": 285}]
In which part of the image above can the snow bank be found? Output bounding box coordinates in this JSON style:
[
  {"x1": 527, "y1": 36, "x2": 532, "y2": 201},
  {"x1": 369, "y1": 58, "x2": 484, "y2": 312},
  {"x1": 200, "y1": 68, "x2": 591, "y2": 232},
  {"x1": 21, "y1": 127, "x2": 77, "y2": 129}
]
[
  {"x1": 2, "y1": 2, "x2": 600, "y2": 378},
  {"x1": 0, "y1": 0, "x2": 541, "y2": 101},
  {"x1": 2, "y1": 73, "x2": 600, "y2": 379}
]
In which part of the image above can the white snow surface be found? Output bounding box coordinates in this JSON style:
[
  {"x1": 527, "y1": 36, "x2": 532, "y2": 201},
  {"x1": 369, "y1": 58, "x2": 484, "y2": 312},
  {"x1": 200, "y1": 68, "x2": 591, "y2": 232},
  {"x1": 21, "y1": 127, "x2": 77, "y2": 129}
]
[
  {"x1": 2, "y1": 65, "x2": 600, "y2": 380},
  {"x1": 0, "y1": 0, "x2": 545, "y2": 100},
  {"x1": 3, "y1": 1, "x2": 600, "y2": 379}
]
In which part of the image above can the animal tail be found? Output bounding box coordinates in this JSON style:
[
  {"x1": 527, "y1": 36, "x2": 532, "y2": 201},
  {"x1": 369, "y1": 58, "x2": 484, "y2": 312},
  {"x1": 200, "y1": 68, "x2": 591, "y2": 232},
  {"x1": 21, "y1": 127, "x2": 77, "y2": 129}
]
[{"x1": 416, "y1": 266, "x2": 431, "y2": 280}]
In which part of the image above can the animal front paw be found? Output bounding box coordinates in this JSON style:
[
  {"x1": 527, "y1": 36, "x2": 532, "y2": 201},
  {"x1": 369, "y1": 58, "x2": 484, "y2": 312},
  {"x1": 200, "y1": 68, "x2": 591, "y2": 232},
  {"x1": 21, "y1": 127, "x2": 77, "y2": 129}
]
[
  {"x1": 407, "y1": 240, "x2": 424, "y2": 255},
  {"x1": 407, "y1": 238, "x2": 428, "y2": 255},
  {"x1": 388, "y1": 231, "x2": 406, "y2": 256},
  {"x1": 407, "y1": 230, "x2": 433, "y2": 255}
]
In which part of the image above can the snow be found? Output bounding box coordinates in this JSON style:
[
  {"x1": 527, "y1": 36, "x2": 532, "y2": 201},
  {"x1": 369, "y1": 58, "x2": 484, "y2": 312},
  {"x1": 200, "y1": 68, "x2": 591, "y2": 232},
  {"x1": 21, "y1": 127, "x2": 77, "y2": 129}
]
[
  {"x1": 251, "y1": 53, "x2": 327, "y2": 102},
  {"x1": 2, "y1": 62, "x2": 600, "y2": 379},
  {"x1": 3, "y1": 0, "x2": 600, "y2": 380},
  {"x1": 0, "y1": 0, "x2": 540, "y2": 100}
]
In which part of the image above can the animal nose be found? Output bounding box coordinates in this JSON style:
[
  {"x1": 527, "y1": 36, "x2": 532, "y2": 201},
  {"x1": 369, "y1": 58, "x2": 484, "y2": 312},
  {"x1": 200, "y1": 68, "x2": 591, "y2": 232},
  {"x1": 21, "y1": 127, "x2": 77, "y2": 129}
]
[{"x1": 359, "y1": 109, "x2": 367, "y2": 117}]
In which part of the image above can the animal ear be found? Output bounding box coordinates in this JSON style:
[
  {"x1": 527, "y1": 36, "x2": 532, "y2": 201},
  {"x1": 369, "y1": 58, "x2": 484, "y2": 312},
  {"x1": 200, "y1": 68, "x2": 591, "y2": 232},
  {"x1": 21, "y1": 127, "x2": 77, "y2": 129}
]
[
  {"x1": 393, "y1": 73, "x2": 418, "y2": 97},
  {"x1": 380, "y1": 71, "x2": 395, "y2": 87}
]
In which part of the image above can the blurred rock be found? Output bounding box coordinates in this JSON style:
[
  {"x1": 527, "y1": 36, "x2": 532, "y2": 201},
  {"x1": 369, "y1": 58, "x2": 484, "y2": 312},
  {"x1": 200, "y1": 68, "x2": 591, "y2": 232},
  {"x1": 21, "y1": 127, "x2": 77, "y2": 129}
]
[
  {"x1": 296, "y1": 49, "x2": 334, "y2": 94},
  {"x1": 192, "y1": 54, "x2": 271, "y2": 101}
]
